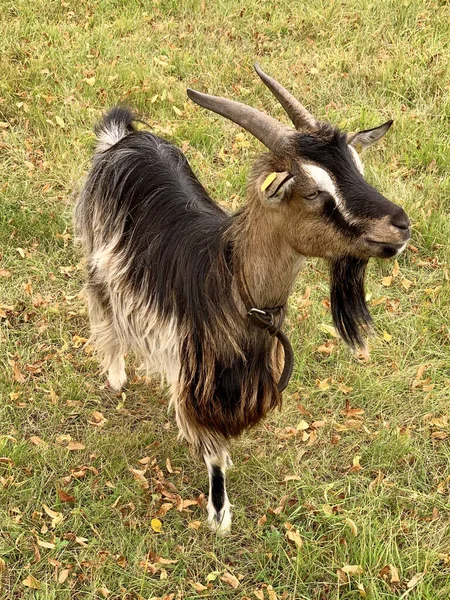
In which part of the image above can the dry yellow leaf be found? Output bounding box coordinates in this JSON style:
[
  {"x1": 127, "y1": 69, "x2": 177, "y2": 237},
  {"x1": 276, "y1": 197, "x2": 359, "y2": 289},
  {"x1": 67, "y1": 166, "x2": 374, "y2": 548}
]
[
  {"x1": 296, "y1": 420, "x2": 309, "y2": 431},
  {"x1": 319, "y1": 323, "x2": 338, "y2": 338},
  {"x1": 58, "y1": 568, "x2": 70, "y2": 583},
  {"x1": 381, "y1": 275, "x2": 392, "y2": 287},
  {"x1": 129, "y1": 468, "x2": 149, "y2": 489},
  {"x1": 350, "y1": 455, "x2": 362, "y2": 472},
  {"x1": 151, "y1": 518, "x2": 162, "y2": 533},
  {"x1": 344, "y1": 517, "x2": 358, "y2": 536},
  {"x1": 392, "y1": 260, "x2": 399, "y2": 278},
  {"x1": 37, "y1": 538, "x2": 55, "y2": 549},
  {"x1": 286, "y1": 528, "x2": 303, "y2": 549},
  {"x1": 407, "y1": 572, "x2": 424, "y2": 589},
  {"x1": 267, "y1": 587, "x2": 278, "y2": 600},
  {"x1": 401, "y1": 277, "x2": 412, "y2": 290},
  {"x1": 22, "y1": 575, "x2": 41, "y2": 589},
  {"x1": 383, "y1": 331, "x2": 392, "y2": 342},
  {"x1": 29, "y1": 436, "x2": 47, "y2": 447},
  {"x1": 341, "y1": 564, "x2": 364, "y2": 575},
  {"x1": 220, "y1": 571, "x2": 240, "y2": 588},
  {"x1": 316, "y1": 377, "x2": 332, "y2": 390},
  {"x1": 189, "y1": 580, "x2": 208, "y2": 592},
  {"x1": 257, "y1": 514, "x2": 267, "y2": 526},
  {"x1": 389, "y1": 564, "x2": 400, "y2": 583},
  {"x1": 67, "y1": 441, "x2": 85, "y2": 451}
]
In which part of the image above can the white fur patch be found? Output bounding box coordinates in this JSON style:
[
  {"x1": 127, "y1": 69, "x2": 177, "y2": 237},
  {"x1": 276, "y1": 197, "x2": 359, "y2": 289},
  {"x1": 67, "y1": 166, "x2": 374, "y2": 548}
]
[
  {"x1": 349, "y1": 145, "x2": 364, "y2": 174},
  {"x1": 96, "y1": 121, "x2": 127, "y2": 153},
  {"x1": 302, "y1": 163, "x2": 341, "y2": 205}
]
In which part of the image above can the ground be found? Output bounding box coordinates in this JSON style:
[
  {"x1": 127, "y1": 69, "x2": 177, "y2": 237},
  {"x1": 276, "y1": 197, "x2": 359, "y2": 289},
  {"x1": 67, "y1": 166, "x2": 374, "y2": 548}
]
[{"x1": 1, "y1": 0, "x2": 450, "y2": 598}]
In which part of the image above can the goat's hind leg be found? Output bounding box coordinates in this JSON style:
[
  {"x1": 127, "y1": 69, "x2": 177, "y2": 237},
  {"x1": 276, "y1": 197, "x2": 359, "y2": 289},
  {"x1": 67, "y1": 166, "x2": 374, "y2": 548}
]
[
  {"x1": 86, "y1": 283, "x2": 127, "y2": 391},
  {"x1": 204, "y1": 450, "x2": 232, "y2": 534}
]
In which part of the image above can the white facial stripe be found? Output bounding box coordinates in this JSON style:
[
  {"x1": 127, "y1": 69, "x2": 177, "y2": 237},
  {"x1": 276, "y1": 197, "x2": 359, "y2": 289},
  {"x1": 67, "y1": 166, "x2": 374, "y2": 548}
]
[
  {"x1": 349, "y1": 145, "x2": 364, "y2": 174},
  {"x1": 302, "y1": 162, "x2": 359, "y2": 225},
  {"x1": 302, "y1": 163, "x2": 341, "y2": 206}
]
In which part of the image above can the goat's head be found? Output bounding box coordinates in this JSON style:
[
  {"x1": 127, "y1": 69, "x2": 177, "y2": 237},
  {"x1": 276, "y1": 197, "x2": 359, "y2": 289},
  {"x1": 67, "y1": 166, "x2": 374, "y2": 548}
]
[{"x1": 187, "y1": 65, "x2": 411, "y2": 350}]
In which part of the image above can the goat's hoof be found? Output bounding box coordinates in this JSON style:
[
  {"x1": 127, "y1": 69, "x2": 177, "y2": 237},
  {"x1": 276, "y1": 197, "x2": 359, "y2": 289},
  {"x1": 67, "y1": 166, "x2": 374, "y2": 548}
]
[
  {"x1": 107, "y1": 375, "x2": 127, "y2": 391},
  {"x1": 207, "y1": 504, "x2": 232, "y2": 535}
]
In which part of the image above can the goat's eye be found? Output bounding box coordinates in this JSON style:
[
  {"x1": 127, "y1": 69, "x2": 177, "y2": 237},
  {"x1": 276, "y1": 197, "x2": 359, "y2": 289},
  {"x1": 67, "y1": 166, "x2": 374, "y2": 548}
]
[{"x1": 305, "y1": 190, "x2": 320, "y2": 201}]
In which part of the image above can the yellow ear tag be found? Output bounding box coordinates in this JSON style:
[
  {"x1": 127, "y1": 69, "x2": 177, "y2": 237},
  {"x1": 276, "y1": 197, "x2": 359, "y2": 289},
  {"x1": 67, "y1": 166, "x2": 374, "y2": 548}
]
[{"x1": 261, "y1": 172, "x2": 277, "y2": 192}]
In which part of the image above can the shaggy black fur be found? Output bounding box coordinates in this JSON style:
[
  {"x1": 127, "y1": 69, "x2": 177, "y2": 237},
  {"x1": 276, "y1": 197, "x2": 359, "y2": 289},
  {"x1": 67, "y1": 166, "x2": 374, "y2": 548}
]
[{"x1": 329, "y1": 256, "x2": 372, "y2": 349}]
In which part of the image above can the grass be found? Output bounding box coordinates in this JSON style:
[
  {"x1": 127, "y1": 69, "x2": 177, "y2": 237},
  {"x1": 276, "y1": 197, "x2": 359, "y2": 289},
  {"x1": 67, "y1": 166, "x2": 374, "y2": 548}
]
[{"x1": 1, "y1": 0, "x2": 450, "y2": 598}]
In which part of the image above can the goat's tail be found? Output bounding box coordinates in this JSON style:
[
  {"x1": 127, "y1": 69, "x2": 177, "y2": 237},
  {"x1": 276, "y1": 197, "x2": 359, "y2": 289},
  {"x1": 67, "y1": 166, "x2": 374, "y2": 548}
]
[{"x1": 94, "y1": 106, "x2": 136, "y2": 153}]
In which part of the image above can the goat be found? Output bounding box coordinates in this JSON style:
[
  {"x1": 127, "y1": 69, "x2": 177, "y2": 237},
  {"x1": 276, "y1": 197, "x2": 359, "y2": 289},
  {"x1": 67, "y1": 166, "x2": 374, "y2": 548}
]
[{"x1": 74, "y1": 64, "x2": 410, "y2": 533}]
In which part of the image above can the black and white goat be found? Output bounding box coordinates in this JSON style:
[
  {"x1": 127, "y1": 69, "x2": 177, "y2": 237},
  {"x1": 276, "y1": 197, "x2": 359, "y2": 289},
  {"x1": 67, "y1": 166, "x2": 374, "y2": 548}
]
[{"x1": 75, "y1": 64, "x2": 410, "y2": 532}]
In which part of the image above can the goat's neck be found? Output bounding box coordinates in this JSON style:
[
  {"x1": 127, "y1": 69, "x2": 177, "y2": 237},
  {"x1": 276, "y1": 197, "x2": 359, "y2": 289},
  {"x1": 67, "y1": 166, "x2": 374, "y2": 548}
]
[{"x1": 230, "y1": 206, "x2": 305, "y2": 309}]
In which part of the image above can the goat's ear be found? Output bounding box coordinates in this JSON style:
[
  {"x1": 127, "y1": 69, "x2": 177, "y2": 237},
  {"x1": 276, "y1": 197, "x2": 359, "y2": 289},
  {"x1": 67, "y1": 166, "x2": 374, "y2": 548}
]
[
  {"x1": 259, "y1": 171, "x2": 294, "y2": 204},
  {"x1": 348, "y1": 120, "x2": 393, "y2": 150}
]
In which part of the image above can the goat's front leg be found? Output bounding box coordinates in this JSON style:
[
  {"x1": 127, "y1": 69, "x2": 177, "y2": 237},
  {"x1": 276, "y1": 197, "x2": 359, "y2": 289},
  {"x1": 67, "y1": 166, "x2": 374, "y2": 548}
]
[{"x1": 204, "y1": 451, "x2": 232, "y2": 534}]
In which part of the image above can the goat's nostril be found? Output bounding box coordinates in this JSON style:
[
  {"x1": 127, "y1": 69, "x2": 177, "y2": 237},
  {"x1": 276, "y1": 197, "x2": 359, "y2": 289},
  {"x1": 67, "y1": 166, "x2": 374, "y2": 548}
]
[{"x1": 391, "y1": 211, "x2": 410, "y2": 231}]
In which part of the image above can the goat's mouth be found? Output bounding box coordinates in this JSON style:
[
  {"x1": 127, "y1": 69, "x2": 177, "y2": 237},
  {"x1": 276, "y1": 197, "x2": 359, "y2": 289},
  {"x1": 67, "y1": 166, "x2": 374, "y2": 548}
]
[{"x1": 364, "y1": 238, "x2": 409, "y2": 258}]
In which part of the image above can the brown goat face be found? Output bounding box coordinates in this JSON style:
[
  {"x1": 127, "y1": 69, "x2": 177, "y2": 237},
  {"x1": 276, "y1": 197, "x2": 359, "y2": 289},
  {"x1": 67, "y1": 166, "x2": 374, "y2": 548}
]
[{"x1": 258, "y1": 124, "x2": 411, "y2": 261}]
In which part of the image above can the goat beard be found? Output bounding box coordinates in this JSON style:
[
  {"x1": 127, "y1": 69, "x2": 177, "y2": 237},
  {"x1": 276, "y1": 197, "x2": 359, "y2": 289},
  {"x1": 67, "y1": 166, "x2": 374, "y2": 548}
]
[{"x1": 328, "y1": 256, "x2": 372, "y2": 352}]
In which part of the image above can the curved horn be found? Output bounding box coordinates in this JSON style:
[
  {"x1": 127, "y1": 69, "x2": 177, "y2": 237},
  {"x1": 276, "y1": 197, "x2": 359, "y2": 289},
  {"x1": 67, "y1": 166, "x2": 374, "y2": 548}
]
[
  {"x1": 187, "y1": 88, "x2": 294, "y2": 155},
  {"x1": 254, "y1": 63, "x2": 318, "y2": 132}
]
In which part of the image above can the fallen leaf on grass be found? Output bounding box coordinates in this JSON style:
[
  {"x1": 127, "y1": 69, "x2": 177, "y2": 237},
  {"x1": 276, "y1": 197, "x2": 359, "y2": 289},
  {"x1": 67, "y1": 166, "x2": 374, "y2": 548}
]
[
  {"x1": 29, "y1": 436, "x2": 47, "y2": 447},
  {"x1": 55, "y1": 116, "x2": 65, "y2": 128},
  {"x1": 88, "y1": 411, "x2": 107, "y2": 427},
  {"x1": 285, "y1": 528, "x2": 303, "y2": 549},
  {"x1": 57, "y1": 488, "x2": 75, "y2": 503},
  {"x1": 257, "y1": 514, "x2": 267, "y2": 526},
  {"x1": 22, "y1": 575, "x2": 41, "y2": 589},
  {"x1": 267, "y1": 586, "x2": 278, "y2": 600},
  {"x1": 319, "y1": 324, "x2": 338, "y2": 338},
  {"x1": 129, "y1": 468, "x2": 149, "y2": 489},
  {"x1": 349, "y1": 455, "x2": 362, "y2": 473},
  {"x1": 188, "y1": 520, "x2": 202, "y2": 529},
  {"x1": 254, "y1": 590, "x2": 265, "y2": 600},
  {"x1": 431, "y1": 431, "x2": 448, "y2": 440},
  {"x1": 0, "y1": 269, "x2": 11, "y2": 277},
  {"x1": 0, "y1": 558, "x2": 6, "y2": 572},
  {"x1": 43, "y1": 505, "x2": 64, "y2": 528},
  {"x1": 407, "y1": 572, "x2": 424, "y2": 589},
  {"x1": 389, "y1": 564, "x2": 400, "y2": 583},
  {"x1": 381, "y1": 275, "x2": 392, "y2": 287},
  {"x1": 98, "y1": 586, "x2": 110, "y2": 597},
  {"x1": 341, "y1": 564, "x2": 363, "y2": 575},
  {"x1": 344, "y1": 517, "x2": 358, "y2": 537},
  {"x1": 316, "y1": 377, "x2": 332, "y2": 390},
  {"x1": 220, "y1": 571, "x2": 240, "y2": 588},
  {"x1": 9, "y1": 360, "x2": 26, "y2": 383},
  {"x1": 402, "y1": 277, "x2": 412, "y2": 290},
  {"x1": 67, "y1": 441, "x2": 85, "y2": 451},
  {"x1": 151, "y1": 518, "x2": 162, "y2": 532},
  {"x1": 37, "y1": 538, "x2": 55, "y2": 549},
  {"x1": 58, "y1": 568, "x2": 70, "y2": 584},
  {"x1": 189, "y1": 580, "x2": 208, "y2": 592},
  {"x1": 368, "y1": 471, "x2": 385, "y2": 491}
]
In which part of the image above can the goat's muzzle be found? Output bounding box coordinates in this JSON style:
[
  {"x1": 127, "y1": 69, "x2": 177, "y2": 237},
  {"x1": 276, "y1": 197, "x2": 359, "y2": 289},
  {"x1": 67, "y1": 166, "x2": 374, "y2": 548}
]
[{"x1": 363, "y1": 208, "x2": 411, "y2": 258}]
